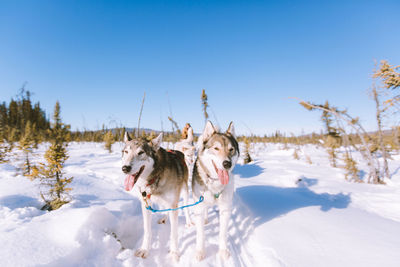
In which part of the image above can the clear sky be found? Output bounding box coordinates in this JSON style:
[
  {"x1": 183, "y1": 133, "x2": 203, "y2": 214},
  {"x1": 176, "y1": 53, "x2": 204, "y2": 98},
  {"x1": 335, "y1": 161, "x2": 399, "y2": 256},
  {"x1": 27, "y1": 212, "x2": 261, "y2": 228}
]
[{"x1": 1, "y1": 0, "x2": 400, "y2": 135}]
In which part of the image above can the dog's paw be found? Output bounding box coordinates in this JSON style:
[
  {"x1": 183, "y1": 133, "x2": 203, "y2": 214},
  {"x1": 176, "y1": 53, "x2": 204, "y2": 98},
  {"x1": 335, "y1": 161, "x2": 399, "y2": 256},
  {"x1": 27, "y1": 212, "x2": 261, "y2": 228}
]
[
  {"x1": 134, "y1": 248, "x2": 149, "y2": 258},
  {"x1": 218, "y1": 249, "x2": 230, "y2": 260},
  {"x1": 169, "y1": 250, "x2": 180, "y2": 262},
  {"x1": 157, "y1": 216, "x2": 167, "y2": 224},
  {"x1": 195, "y1": 250, "x2": 205, "y2": 261}
]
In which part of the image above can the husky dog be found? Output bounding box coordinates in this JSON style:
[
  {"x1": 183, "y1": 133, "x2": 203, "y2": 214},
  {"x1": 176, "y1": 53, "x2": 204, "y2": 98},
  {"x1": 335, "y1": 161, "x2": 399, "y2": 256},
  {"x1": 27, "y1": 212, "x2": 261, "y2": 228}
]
[
  {"x1": 192, "y1": 121, "x2": 239, "y2": 261},
  {"x1": 174, "y1": 123, "x2": 196, "y2": 168},
  {"x1": 122, "y1": 132, "x2": 191, "y2": 261}
]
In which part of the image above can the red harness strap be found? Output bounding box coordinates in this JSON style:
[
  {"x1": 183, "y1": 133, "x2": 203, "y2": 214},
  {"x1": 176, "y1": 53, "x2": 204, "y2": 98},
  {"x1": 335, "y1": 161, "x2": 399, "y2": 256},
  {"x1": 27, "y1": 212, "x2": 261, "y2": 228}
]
[
  {"x1": 145, "y1": 177, "x2": 158, "y2": 199},
  {"x1": 147, "y1": 177, "x2": 157, "y2": 186}
]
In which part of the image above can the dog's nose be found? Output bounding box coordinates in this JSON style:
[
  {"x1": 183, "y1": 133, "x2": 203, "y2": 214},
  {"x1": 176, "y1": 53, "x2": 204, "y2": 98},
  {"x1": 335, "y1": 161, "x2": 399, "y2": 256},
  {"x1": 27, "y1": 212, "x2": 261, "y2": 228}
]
[
  {"x1": 122, "y1": 165, "x2": 131, "y2": 173},
  {"x1": 223, "y1": 160, "x2": 232, "y2": 170}
]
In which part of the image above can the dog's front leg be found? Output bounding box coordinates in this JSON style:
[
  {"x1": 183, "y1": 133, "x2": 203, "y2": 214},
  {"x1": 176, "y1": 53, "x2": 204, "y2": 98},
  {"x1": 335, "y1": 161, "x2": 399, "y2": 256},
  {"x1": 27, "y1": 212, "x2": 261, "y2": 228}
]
[
  {"x1": 218, "y1": 203, "x2": 232, "y2": 260},
  {"x1": 135, "y1": 201, "x2": 152, "y2": 258},
  {"x1": 182, "y1": 185, "x2": 193, "y2": 227},
  {"x1": 194, "y1": 203, "x2": 206, "y2": 261},
  {"x1": 169, "y1": 209, "x2": 180, "y2": 262}
]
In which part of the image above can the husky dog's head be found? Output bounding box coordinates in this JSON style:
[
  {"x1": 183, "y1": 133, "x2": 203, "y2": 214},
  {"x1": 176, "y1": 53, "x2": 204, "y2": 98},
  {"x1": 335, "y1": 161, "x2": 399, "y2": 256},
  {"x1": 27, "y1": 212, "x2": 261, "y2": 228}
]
[
  {"x1": 122, "y1": 132, "x2": 163, "y2": 191},
  {"x1": 198, "y1": 121, "x2": 239, "y2": 185}
]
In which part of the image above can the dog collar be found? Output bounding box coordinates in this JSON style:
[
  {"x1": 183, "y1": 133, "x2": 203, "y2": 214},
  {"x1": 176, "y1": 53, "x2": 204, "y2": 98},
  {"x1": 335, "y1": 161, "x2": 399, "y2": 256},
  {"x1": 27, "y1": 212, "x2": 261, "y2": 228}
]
[
  {"x1": 214, "y1": 191, "x2": 222, "y2": 199},
  {"x1": 197, "y1": 159, "x2": 225, "y2": 199},
  {"x1": 139, "y1": 174, "x2": 159, "y2": 201},
  {"x1": 147, "y1": 176, "x2": 158, "y2": 187}
]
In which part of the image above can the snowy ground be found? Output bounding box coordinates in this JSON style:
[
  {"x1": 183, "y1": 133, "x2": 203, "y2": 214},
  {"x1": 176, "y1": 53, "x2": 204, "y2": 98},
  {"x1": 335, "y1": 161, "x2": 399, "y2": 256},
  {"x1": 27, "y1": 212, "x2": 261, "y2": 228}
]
[{"x1": 1, "y1": 142, "x2": 400, "y2": 267}]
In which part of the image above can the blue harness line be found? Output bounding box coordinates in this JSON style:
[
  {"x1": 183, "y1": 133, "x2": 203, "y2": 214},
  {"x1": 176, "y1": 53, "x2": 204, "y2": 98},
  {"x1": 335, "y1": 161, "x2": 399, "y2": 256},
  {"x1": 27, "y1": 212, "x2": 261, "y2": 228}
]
[{"x1": 145, "y1": 196, "x2": 204, "y2": 213}]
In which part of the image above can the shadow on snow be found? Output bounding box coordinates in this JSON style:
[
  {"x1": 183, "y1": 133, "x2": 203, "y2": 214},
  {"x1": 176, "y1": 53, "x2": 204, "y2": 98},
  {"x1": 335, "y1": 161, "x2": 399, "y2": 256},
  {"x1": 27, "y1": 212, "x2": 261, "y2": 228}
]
[
  {"x1": 233, "y1": 161, "x2": 265, "y2": 178},
  {"x1": 0, "y1": 194, "x2": 42, "y2": 209},
  {"x1": 236, "y1": 184, "x2": 351, "y2": 227}
]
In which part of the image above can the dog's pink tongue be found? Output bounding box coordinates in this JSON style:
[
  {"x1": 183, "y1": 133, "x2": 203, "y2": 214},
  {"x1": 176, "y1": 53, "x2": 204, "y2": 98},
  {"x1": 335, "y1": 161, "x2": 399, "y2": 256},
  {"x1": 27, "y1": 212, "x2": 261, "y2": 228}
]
[
  {"x1": 124, "y1": 175, "x2": 135, "y2": 191},
  {"x1": 217, "y1": 169, "x2": 229, "y2": 185}
]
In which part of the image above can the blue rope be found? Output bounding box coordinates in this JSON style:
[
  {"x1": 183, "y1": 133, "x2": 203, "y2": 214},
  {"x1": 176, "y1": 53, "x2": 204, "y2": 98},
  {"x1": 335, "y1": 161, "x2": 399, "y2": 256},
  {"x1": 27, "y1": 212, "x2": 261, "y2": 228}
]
[{"x1": 146, "y1": 196, "x2": 204, "y2": 213}]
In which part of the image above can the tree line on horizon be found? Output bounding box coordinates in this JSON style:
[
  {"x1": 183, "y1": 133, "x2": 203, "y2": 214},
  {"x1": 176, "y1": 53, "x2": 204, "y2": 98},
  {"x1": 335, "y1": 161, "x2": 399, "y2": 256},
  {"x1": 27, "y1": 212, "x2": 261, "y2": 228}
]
[{"x1": 0, "y1": 59, "x2": 399, "y2": 210}]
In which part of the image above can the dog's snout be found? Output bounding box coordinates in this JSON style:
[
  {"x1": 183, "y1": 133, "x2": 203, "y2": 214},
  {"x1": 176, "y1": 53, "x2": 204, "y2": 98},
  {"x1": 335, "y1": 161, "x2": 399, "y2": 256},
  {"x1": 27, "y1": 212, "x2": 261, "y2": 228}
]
[
  {"x1": 223, "y1": 160, "x2": 232, "y2": 170},
  {"x1": 122, "y1": 165, "x2": 131, "y2": 173}
]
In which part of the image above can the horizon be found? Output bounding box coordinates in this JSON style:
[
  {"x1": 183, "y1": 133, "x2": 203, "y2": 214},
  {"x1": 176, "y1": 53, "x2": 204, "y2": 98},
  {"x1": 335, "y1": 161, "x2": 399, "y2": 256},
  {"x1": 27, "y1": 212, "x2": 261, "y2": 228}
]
[{"x1": 1, "y1": 0, "x2": 400, "y2": 135}]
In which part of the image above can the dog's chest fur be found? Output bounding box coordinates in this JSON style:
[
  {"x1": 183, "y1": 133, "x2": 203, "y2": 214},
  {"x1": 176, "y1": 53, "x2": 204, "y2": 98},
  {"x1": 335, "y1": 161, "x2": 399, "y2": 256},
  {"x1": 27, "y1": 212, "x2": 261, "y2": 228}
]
[{"x1": 192, "y1": 159, "x2": 231, "y2": 204}]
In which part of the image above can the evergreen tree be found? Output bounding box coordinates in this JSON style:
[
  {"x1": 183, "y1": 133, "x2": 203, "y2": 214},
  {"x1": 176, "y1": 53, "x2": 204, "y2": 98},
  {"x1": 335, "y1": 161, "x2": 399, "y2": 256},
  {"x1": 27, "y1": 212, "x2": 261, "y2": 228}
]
[
  {"x1": 0, "y1": 102, "x2": 8, "y2": 141},
  {"x1": 201, "y1": 89, "x2": 209, "y2": 123},
  {"x1": 0, "y1": 139, "x2": 11, "y2": 164},
  {"x1": 31, "y1": 123, "x2": 40, "y2": 148},
  {"x1": 0, "y1": 89, "x2": 50, "y2": 143},
  {"x1": 30, "y1": 101, "x2": 72, "y2": 211},
  {"x1": 343, "y1": 152, "x2": 360, "y2": 182},
  {"x1": 113, "y1": 127, "x2": 122, "y2": 142},
  {"x1": 18, "y1": 121, "x2": 35, "y2": 176},
  {"x1": 104, "y1": 130, "x2": 114, "y2": 153},
  {"x1": 120, "y1": 128, "x2": 126, "y2": 142},
  {"x1": 299, "y1": 99, "x2": 382, "y2": 184},
  {"x1": 320, "y1": 101, "x2": 341, "y2": 167},
  {"x1": 8, "y1": 127, "x2": 20, "y2": 144},
  {"x1": 243, "y1": 137, "x2": 253, "y2": 164},
  {"x1": 149, "y1": 130, "x2": 156, "y2": 140},
  {"x1": 8, "y1": 99, "x2": 19, "y2": 129},
  {"x1": 373, "y1": 60, "x2": 400, "y2": 91}
]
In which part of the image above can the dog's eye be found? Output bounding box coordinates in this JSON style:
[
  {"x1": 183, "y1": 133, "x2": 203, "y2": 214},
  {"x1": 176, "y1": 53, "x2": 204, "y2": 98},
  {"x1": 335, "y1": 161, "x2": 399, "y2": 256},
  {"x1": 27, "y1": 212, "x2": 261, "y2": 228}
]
[
  {"x1": 214, "y1": 147, "x2": 219, "y2": 151},
  {"x1": 138, "y1": 151, "x2": 144, "y2": 155},
  {"x1": 229, "y1": 148, "x2": 234, "y2": 153},
  {"x1": 124, "y1": 150, "x2": 128, "y2": 154}
]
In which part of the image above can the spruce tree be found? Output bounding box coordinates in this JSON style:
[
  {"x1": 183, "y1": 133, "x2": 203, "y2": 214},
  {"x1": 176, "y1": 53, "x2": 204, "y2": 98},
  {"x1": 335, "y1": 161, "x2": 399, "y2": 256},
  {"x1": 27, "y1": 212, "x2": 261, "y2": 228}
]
[
  {"x1": 0, "y1": 89, "x2": 50, "y2": 143},
  {"x1": 104, "y1": 130, "x2": 114, "y2": 153},
  {"x1": 18, "y1": 121, "x2": 35, "y2": 176},
  {"x1": 0, "y1": 102, "x2": 7, "y2": 141},
  {"x1": 373, "y1": 60, "x2": 400, "y2": 91},
  {"x1": 201, "y1": 89, "x2": 209, "y2": 123},
  {"x1": 243, "y1": 137, "x2": 253, "y2": 164},
  {"x1": 343, "y1": 152, "x2": 360, "y2": 182},
  {"x1": 149, "y1": 131, "x2": 156, "y2": 140},
  {"x1": 320, "y1": 101, "x2": 341, "y2": 167},
  {"x1": 0, "y1": 104, "x2": 11, "y2": 163},
  {"x1": 299, "y1": 99, "x2": 382, "y2": 184},
  {"x1": 8, "y1": 127, "x2": 20, "y2": 144},
  {"x1": 31, "y1": 123, "x2": 40, "y2": 148},
  {"x1": 30, "y1": 101, "x2": 72, "y2": 210},
  {"x1": 0, "y1": 139, "x2": 11, "y2": 164}
]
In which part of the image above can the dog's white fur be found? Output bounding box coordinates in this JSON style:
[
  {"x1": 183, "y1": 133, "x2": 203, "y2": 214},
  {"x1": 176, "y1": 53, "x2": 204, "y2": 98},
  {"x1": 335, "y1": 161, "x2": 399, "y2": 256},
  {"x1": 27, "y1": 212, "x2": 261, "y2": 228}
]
[
  {"x1": 122, "y1": 133, "x2": 190, "y2": 262},
  {"x1": 192, "y1": 121, "x2": 239, "y2": 261}
]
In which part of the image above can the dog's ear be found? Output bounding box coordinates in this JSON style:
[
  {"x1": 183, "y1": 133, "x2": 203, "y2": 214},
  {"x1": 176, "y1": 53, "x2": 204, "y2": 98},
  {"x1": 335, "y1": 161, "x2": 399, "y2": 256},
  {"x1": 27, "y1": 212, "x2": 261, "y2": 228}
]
[
  {"x1": 124, "y1": 132, "x2": 132, "y2": 142},
  {"x1": 202, "y1": 121, "x2": 216, "y2": 142},
  {"x1": 226, "y1": 121, "x2": 236, "y2": 138},
  {"x1": 151, "y1": 133, "x2": 163, "y2": 150}
]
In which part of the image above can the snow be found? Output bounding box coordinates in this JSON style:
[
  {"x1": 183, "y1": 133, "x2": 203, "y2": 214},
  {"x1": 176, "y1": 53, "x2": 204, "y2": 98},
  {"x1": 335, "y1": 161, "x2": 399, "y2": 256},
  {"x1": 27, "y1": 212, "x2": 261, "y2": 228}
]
[{"x1": 1, "y1": 142, "x2": 400, "y2": 266}]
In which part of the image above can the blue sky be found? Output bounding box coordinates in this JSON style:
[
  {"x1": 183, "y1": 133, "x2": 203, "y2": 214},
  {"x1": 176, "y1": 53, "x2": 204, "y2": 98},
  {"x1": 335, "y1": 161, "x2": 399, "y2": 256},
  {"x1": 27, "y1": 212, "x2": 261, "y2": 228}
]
[{"x1": 1, "y1": 0, "x2": 400, "y2": 135}]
